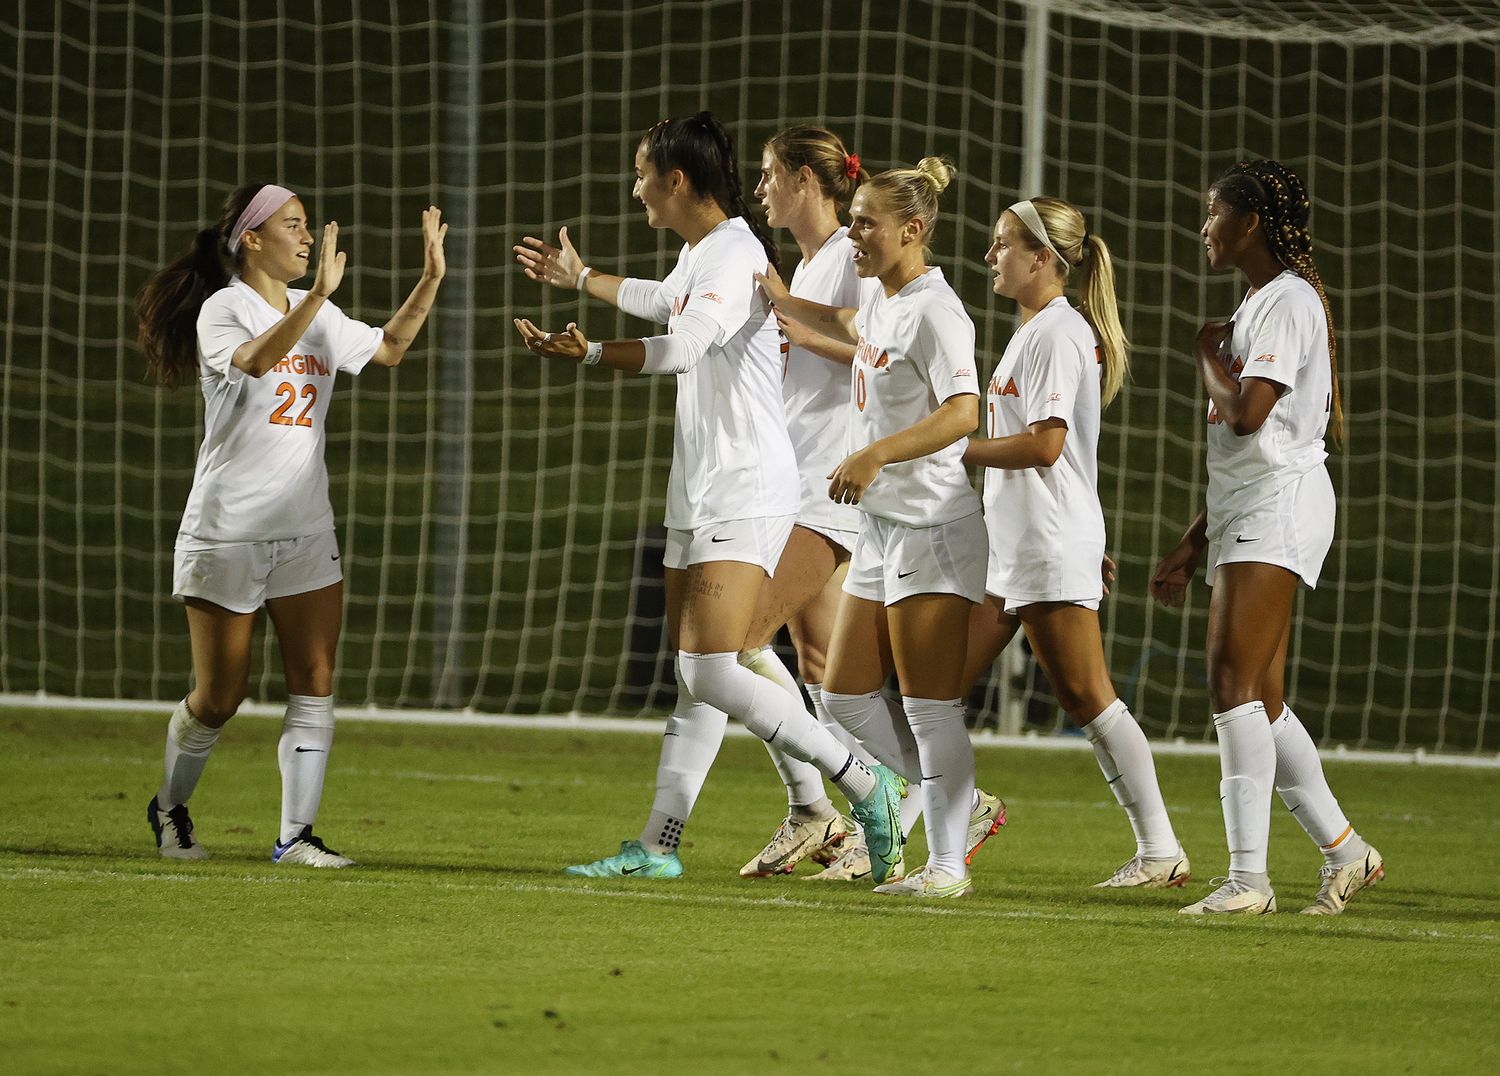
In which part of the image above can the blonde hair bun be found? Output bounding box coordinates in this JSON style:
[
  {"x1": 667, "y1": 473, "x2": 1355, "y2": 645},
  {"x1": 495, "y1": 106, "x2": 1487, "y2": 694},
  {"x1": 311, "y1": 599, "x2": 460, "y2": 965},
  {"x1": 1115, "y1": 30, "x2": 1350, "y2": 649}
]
[{"x1": 914, "y1": 156, "x2": 954, "y2": 195}]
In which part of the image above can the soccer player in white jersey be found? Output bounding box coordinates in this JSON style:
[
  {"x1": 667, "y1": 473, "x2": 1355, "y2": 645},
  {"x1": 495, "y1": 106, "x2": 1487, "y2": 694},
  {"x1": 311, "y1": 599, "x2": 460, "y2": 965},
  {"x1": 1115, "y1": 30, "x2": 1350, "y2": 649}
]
[
  {"x1": 742, "y1": 127, "x2": 1006, "y2": 883},
  {"x1": 759, "y1": 158, "x2": 989, "y2": 898},
  {"x1": 513, "y1": 111, "x2": 906, "y2": 882},
  {"x1": 962, "y1": 197, "x2": 1190, "y2": 890},
  {"x1": 134, "y1": 185, "x2": 447, "y2": 866},
  {"x1": 1151, "y1": 159, "x2": 1383, "y2": 916}
]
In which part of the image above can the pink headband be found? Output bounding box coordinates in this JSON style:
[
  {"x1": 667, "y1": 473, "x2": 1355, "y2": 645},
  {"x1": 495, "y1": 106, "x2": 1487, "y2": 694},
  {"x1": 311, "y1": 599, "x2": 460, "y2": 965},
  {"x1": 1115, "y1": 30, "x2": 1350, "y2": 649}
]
[{"x1": 227, "y1": 184, "x2": 297, "y2": 254}]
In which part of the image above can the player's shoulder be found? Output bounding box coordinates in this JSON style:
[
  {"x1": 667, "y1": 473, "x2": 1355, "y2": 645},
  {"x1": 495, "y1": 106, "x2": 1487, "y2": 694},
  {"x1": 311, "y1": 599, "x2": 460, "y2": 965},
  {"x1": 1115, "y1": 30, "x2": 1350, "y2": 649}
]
[
  {"x1": 1257, "y1": 271, "x2": 1322, "y2": 316},
  {"x1": 199, "y1": 279, "x2": 248, "y2": 316},
  {"x1": 907, "y1": 269, "x2": 971, "y2": 324},
  {"x1": 1030, "y1": 299, "x2": 1094, "y2": 346}
]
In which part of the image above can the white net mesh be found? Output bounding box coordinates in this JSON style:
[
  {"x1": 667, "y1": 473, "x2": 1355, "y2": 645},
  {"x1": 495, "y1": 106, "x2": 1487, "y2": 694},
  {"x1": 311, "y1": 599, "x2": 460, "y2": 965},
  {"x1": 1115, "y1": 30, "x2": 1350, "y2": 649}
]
[{"x1": 1, "y1": 0, "x2": 1495, "y2": 754}]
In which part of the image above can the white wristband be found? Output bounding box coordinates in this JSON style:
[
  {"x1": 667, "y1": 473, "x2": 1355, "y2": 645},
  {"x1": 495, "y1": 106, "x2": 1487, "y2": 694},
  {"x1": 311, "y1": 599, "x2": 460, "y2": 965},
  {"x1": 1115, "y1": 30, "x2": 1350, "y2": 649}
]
[
  {"x1": 576, "y1": 267, "x2": 592, "y2": 290},
  {"x1": 583, "y1": 341, "x2": 603, "y2": 366}
]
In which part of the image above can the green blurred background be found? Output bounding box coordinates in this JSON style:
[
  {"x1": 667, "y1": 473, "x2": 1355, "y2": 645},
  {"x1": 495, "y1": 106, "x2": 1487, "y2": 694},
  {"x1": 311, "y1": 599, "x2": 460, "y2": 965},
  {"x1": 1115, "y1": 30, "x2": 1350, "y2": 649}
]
[{"x1": 2, "y1": 1, "x2": 1496, "y2": 752}]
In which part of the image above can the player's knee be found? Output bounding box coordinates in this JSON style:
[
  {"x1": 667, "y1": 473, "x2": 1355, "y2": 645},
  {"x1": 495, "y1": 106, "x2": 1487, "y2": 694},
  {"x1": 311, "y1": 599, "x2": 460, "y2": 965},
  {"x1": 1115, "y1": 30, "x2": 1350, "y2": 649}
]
[
  {"x1": 190, "y1": 686, "x2": 244, "y2": 726},
  {"x1": 283, "y1": 659, "x2": 336, "y2": 698},
  {"x1": 1207, "y1": 665, "x2": 1258, "y2": 713},
  {"x1": 796, "y1": 646, "x2": 827, "y2": 685}
]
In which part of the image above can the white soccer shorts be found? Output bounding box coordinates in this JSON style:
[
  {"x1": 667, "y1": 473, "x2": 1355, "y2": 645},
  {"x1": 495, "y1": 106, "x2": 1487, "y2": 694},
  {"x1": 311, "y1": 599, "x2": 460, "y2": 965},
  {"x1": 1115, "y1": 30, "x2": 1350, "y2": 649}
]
[
  {"x1": 842, "y1": 512, "x2": 988, "y2": 606},
  {"x1": 173, "y1": 529, "x2": 344, "y2": 614},
  {"x1": 663, "y1": 514, "x2": 797, "y2": 575},
  {"x1": 1206, "y1": 467, "x2": 1336, "y2": 589}
]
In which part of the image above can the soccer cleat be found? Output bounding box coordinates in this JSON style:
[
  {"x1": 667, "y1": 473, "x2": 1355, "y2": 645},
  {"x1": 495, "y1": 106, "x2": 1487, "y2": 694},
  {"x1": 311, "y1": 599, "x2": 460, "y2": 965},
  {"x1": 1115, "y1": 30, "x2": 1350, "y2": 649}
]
[
  {"x1": 272, "y1": 825, "x2": 356, "y2": 868},
  {"x1": 147, "y1": 796, "x2": 208, "y2": 860},
  {"x1": 848, "y1": 765, "x2": 907, "y2": 885},
  {"x1": 1094, "y1": 844, "x2": 1192, "y2": 889},
  {"x1": 1179, "y1": 876, "x2": 1276, "y2": 916},
  {"x1": 804, "y1": 835, "x2": 905, "y2": 883},
  {"x1": 1301, "y1": 844, "x2": 1384, "y2": 916},
  {"x1": 966, "y1": 789, "x2": 1007, "y2": 865},
  {"x1": 564, "y1": 839, "x2": 683, "y2": 879},
  {"x1": 739, "y1": 812, "x2": 854, "y2": 877},
  {"x1": 873, "y1": 865, "x2": 974, "y2": 899}
]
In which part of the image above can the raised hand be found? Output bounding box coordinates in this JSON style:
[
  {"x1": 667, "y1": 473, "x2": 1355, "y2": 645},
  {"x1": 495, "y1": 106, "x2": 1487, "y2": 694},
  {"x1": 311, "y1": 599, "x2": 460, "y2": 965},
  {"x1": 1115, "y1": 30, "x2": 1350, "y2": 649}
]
[
  {"x1": 310, "y1": 221, "x2": 347, "y2": 298},
  {"x1": 513, "y1": 317, "x2": 588, "y2": 362},
  {"x1": 422, "y1": 205, "x2": 448, "y2": 280},
  {"x1": 514, "y1": 226, "x2": 586, "y2": 289}
]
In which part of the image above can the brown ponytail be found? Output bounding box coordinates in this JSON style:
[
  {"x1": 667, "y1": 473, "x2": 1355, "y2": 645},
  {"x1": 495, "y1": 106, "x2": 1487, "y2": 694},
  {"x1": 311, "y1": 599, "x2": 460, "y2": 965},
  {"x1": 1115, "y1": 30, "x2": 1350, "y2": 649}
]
[{"x1": 135, "y1": 185, "x2": 261, "y2": 389}]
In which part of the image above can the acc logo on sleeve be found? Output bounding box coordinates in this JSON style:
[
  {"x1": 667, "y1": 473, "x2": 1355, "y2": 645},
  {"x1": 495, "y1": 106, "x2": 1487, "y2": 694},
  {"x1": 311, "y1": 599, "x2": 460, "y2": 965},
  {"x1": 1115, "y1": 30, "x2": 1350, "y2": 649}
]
[
  {"x1": 1251, "y1": 353, "x2": 1277, "y2": 364},
  {"x1": 699, "y1": 292, "x2": 726, "y2": 304}
]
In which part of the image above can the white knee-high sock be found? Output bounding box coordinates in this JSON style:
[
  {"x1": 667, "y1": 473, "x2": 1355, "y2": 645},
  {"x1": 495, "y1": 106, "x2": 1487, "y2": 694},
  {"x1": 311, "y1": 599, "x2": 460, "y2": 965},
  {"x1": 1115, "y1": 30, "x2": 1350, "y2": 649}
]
[
  {"x1": 741, "y1": 647, "x2": 827, "y2": 811},
  {"x1": 820, "y1": 689, "x2": 922, "y2": 782},
  {"x1": 1212, "y1": 701, "x2": 1275, "y2": 882},
  {"x1": 641, "y1": 657, "x2": 729, "y2": 854},
  {"x1": 1272, "y1": 705, "x2": 1363, "y2": 867},
  {"x1": 157, "y1": 698, "x2": 220, "y2": 810},
  {"x1": 904, "y1": 697, "x2": 974, "y2": 877},
  {"x1": 1084, "y1": 699, "x2": 1179, "y2": 859},
  {"x1": 807, "y1": 683, "x2": 880, "y2": 769},
  {"x1": 678, "y1": 651, "x2": 877, "y2": 803},
  {"x1": 278, "y1": 694, "x2": 335, "y2": 843}
]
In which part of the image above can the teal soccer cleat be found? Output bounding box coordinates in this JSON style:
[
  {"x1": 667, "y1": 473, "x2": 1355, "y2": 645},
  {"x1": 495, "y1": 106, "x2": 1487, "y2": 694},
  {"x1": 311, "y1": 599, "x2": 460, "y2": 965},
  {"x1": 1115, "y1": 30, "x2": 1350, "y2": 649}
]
[
  {"x1": 848, "y1": 765, "x2": 907, "y2": 884},
  {"x1": 565, "y1": 839, "x2": 684, "y2": 879}
]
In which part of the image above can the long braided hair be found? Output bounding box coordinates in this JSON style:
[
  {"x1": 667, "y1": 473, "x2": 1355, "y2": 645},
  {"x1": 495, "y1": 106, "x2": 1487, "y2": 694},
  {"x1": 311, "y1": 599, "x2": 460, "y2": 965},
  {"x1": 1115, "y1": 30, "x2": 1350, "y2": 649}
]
[
  {"x1": 1210, "y1": 159, "x2": 1344, "y2": 446},
  {"x1": 641, "y1": 111, "x2": 780, "y2": 273}
]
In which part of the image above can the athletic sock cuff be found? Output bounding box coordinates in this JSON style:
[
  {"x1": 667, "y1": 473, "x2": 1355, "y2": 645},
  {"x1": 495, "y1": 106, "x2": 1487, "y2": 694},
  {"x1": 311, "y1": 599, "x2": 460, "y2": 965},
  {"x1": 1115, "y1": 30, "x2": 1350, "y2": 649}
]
[
  {"x1": 901, "y1": 697, "x2": 964, "y2": 729},
  {"x1": 284, "y1": 693, "x2": 335, "y2": 729},
  {"x1": 169, "y1": 701, "x2": 221, "y2": 753},
  {"x1": 1212, "y1": 700, "x2": 1267, "y2": 730},
  {"x1": 1084, "y1": 698, "x2": 1128, "y2": 742}
]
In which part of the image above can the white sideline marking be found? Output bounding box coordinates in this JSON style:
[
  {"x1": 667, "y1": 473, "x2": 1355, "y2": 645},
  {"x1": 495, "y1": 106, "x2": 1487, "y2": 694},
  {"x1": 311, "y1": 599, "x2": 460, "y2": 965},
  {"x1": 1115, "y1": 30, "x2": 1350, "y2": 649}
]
[
  {"x1": 2, "y1": 865, "x2": 1493, "y2": 946},
  {"x1": 4, "y1": 692, "x2": 1498, "y2": 769}
]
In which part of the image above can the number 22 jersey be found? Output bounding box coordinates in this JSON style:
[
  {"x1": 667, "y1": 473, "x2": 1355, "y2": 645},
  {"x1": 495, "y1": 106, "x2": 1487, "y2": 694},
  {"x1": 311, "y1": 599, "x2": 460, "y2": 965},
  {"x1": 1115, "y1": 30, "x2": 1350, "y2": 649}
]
[{"x1": 178, "y1": 277, "x2": 382, "y2": 544}]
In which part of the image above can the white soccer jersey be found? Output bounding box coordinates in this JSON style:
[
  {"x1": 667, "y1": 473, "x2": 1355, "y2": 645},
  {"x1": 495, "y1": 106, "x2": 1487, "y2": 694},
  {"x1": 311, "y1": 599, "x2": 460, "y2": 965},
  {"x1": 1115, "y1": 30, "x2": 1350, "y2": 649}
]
[
  {"x1": 849, "y1": 267, "x2": 982, "y2": 527},
  {"x1": 639, "y1": 217, "x2": 801, "y2": 530},
  {"x1": 982, "y1": 297, "x2": 1106, "y2": 603},
  {"x1": 1205, "y1": 270, "x2": 1333, "y2": 528},
  {"x1": 782, "y1": 227, "x2": 864, "y2": 533},
  {"x1": 177, "y1": 277, "x2": 382, "y2": 543}
]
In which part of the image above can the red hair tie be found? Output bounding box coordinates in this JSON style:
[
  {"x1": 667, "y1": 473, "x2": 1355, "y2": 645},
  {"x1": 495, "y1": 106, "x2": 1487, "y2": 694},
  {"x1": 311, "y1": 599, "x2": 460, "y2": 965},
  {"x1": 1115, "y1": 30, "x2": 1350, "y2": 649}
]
[{"x1": 844, "y1": 153, "x2": 860, "y2": 180}]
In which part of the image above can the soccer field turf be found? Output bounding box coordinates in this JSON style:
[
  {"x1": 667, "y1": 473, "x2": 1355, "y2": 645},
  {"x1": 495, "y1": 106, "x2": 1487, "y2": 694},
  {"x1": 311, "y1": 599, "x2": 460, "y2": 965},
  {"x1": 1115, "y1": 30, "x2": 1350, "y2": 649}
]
[{"x1": 2, "y1": 707, "x2": 1497, "y2": 1074}]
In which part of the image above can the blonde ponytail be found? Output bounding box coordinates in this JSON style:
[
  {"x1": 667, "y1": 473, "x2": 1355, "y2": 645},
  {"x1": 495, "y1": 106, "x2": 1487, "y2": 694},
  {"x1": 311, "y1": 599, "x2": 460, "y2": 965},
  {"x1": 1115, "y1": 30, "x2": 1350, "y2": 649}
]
[{"x1": 1012, "y1": 196, "x2": 1130, "y2": 406}]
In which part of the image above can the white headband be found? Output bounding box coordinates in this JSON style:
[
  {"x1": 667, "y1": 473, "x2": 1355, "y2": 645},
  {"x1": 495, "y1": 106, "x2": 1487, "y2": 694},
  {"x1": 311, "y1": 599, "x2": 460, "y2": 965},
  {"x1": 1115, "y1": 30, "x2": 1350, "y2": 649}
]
[
  {"x1": 227, "y1": 184, "x2": 297, "y2": 254},
  {"x1": 1008, "y1": 199, "x2": 1067, "y2": 266}
]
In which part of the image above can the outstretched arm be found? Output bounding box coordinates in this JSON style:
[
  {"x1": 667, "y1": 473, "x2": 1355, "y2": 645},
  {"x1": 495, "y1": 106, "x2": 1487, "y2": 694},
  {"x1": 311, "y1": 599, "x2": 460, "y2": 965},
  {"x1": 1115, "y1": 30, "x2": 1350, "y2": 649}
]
[
  {"x1": 964, "y1": 418, "x2": 1068, "y2": 469},
  {"x1": 514, "y1": 225, "x2": 673, "y2": 318},
  {"x1": 370, "y1": 207, "x2": 448, "y2": 368},
  {"x1": 1149, "y1": 510, "x2": 1209, "y2": 608}
]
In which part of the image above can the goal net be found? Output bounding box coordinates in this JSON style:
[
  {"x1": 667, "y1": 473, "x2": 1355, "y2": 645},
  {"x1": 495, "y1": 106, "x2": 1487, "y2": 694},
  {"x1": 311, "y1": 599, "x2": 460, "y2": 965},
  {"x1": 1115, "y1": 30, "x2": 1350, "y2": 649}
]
[{"x1": 2, "y1": 0, "x2": 1496, "y2": 754}]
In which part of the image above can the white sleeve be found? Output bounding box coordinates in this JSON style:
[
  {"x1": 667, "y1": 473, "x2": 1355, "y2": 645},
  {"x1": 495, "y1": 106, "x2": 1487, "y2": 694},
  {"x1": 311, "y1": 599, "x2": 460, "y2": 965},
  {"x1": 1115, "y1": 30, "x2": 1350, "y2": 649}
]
[
  {"x1": 1021, "y1": 331, "x2": 1087, "y2": 427},
  {"x1": 318, "y1": 300, "x2": 383, "y2": 375},
  {"x1": 677, "y1": 237, "x2": 762, "y2": 345},
  {"x1": 911, "y1": 302, "x2": 979, "y2": 402},
  {"x1": 1240, "y1": 293, "x2": 1315, "y2": 393},
  {"x1": 195, "y1": 291, "x2": 252, "y2": 383},
  {"x1": 616, "y1": 277, "x2": 674, "y2": 323},
  {"x1": 639, "y1": 308, "x2": 719, "y2": 375}
]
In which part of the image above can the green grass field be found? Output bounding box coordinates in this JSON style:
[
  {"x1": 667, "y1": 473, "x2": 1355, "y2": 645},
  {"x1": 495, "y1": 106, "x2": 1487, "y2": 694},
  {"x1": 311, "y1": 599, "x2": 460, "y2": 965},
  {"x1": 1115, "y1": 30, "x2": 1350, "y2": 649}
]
[{"x1": 3, "y1": 706, "x2": 1497, "y2": 1074}]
